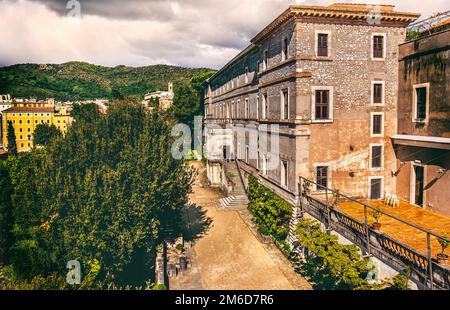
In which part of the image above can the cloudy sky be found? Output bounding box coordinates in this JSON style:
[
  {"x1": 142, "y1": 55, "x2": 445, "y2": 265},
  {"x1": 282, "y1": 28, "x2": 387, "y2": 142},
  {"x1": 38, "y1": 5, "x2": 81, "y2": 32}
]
[{"x1": 0, "y1": 0, "x2": 448, "y2": 69}]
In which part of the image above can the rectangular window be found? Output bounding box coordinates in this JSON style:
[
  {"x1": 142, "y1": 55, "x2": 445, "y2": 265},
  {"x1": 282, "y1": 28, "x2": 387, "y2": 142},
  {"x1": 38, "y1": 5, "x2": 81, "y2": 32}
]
[
  {"x1": 245, "y1": 145, "x2": 249, "y2": 163},
  {"x1": 256, "y1": 97, "x2": 260, "y2": 119},
  {"x1": 245, "y1": 67, "x2": 249, "y2": 84},
  {"x1": 263, "y1": 50, "x2": 268, "y2": 70},
  {"x1": 282, "y1": 37, "x2": 289, "y2": 61},
  {"x1": 317, "y1": 33, "x2": 329, "y2": 57},
  {"x1": 373, "y1": 83, "x2": 383, "y2": 104},
  {"x1": 371, "y1": 113, "x2": 383, "y2": 136},
  {"x1": 415, "y1": 87, "x2": 427, "y2": 120},
  {"x1": 315, "y1": 90, "x2": 329, "y2": 120},
  {"x1": 373, "y1": 35, "x2": 384, "y2": 59},
  {"x1": 245, "y1": 98, "x2": 249, "y2": 119},
  {"x1": 281, "y1": 160, "x2": 288, "y2": 187},
  {"x1": 371, "y1": 145, "x2": 383, "y2": 169},
  {"x1": 316, "y1": 166, "x2": 328, "y2": 190},
  {"x1": 262, "y1": 93, "x2": 268, "y2": 119},
  {"x1": 281, "y1": 89, "x2": 289, "y2": 120},
  {"x1": 370, "y1": 178, "x2": 383, "y2": 199},
  {"x1": 237, "y1": 100, "x2": 241, "y2": 118}
]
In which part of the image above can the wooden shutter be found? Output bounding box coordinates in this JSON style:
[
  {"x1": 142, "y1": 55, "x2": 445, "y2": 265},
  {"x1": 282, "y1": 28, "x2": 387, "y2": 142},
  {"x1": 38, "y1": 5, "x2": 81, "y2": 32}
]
[
  {"x1": 373, "y1": 36, "x2": 384, "y2": 58},
  {"x1": 316, "y1": 166, "x2": 328, "y2": 189},
  {"x1": 318, "y1": 34, "x2": 328, "y2": 57},
  {"x1": 315, "y1": 90, "x2": 329, "y2": 120}
]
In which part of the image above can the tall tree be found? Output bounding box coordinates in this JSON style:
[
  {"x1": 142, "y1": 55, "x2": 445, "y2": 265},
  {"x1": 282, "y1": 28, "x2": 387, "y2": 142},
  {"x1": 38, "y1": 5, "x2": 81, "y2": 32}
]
[
  {"x1": 171, "y1": 71, "x2": 216, "y2": 132},
  {"x1": 6, "y1": 121, "x2": 17, "y2": 155},
  {"x1": 0, "y1": 160, "x2": 13, "y2": 264},
  {"x1": 3, "y1": 100, "x2": 195, "y2": 287},
  {"x1": 33, "y1": 124, "x2": 62, "y2": 147}
]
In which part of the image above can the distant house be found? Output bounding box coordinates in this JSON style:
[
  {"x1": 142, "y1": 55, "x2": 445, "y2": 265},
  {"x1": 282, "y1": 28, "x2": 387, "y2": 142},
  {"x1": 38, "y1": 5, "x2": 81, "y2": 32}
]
[
  {"x1": 1, "y1": 99, "x2": 73, "y2": 152},
  {"x1": 142, "y1": 82, "x2": 174, "y2": 110}
]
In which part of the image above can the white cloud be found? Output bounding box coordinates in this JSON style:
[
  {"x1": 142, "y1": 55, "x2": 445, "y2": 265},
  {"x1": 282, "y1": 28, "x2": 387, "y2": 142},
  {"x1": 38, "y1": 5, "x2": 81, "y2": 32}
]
[{"x1": 0, "y1": 0, "x2": 448, "y2": 69}]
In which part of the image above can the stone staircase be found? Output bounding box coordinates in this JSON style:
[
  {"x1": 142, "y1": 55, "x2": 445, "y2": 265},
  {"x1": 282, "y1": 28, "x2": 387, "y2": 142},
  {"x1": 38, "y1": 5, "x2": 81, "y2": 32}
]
[
  {"x1": 219, "y1": 195, "x2": 249, "y2": 209},
  {"x1": 219, "y1": 161, "x2": 249, "y2": 209},
  {"x1": 287, "y1": 205, "x2": 302, "y2": 249}
]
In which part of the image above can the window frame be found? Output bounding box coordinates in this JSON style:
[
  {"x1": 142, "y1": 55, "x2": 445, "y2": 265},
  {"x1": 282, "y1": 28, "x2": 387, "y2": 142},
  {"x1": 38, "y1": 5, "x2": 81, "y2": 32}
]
[
  {"x1": 281, "y1": 88, "x2": 289, "y2": 120},
  {"x1": 371, "y1": 33, "x2": 386, "y2": 61},
  {"x1": 369, "y1": 143, "x2": 384, "y2": 171},
  {"x1": 311, "y1": 86, "x2": 334, "y2": 123},
  {"x1": 371, "y1": 80, "x2": 385, "y2": 106},
  {"x1": 263, "y1": 49, "x2": 269, "y2": 71},
  {"x1": 368, "y1": 177, "x2": 384, "y2": 200},
  {"x1": 370, "y1": 112, "x2": 384, "y2": 138},
  {"x1": 315, "y1": 30, "x2": 331, "y2": 58},
  {"x1": 281, "y1": 160, "x2": 289, "y2": 188},
  {"x1": 282, "y1": 36, "x2": 289, "y2": 61},
  {"x1": 412, "y1": 83, "x2": 430, "y2": 123},
  {"x1": 314, "y1": 164, "x2": 331, "y2": 192}
]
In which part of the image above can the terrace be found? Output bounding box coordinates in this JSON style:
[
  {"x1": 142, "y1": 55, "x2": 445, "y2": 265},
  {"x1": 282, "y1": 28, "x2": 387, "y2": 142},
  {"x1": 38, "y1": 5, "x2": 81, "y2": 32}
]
[{"x1": 298, "y1": 177, "x2": 450, "y2": 290}]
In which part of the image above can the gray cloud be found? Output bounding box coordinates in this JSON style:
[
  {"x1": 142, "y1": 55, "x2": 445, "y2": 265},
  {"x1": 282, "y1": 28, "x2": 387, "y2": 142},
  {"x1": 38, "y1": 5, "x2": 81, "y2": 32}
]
[{"x1": 0, "y1": 0, "x2": 448, "y2": 69}]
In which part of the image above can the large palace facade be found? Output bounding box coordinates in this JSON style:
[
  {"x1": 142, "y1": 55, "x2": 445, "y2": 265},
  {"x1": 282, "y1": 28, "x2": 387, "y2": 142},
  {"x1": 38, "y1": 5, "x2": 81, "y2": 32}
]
[{"x1": 204, "y1": 3, "x2": 420, "y2": 205}]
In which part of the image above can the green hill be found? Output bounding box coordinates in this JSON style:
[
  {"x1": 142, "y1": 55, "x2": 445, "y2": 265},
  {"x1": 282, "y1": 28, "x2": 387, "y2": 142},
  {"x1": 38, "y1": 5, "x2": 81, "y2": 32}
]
[{"x1": 0, "y1": 62, "x2": 213, "y2": 101}]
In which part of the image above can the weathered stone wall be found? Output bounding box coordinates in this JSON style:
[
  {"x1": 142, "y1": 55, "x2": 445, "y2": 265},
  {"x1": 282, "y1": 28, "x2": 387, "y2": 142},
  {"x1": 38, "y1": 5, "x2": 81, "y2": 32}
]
[
  {"x1": 398, "y1": 30, "x2": 450, "y2": 138},
  {"x1": 293, "y1": 23, "x2": 405, "y2": 197}
]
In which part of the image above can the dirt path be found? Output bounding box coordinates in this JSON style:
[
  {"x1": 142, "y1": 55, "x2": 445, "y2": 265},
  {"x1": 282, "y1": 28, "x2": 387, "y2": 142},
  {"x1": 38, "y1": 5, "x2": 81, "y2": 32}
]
[{"x1": 174, "y1": 161, "x2": 311, "y2": 290}]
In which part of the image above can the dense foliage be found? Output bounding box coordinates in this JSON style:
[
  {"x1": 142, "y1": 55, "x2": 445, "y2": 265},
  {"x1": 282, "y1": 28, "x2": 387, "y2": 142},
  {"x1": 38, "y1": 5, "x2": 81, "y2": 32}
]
[
  {"x1": 0, "y1": 62, "x2": 213, "y2": 101},
  {"x1": 0, "y1": 101, "x2": 194, "y2": 288},
  {"x1": 247, "y1": 175, "x2": 293, "y2": 241},
  {"x1": 171, "y1": 71, "x2": 216, "y2": 133},
  {"x1": 6, "y1": 121, "x2": 17, "y2": 155},
  {"x1": 33, "y1": 124, "x2": 62, "y2": 147},
  {"x1": 293, "y1": 219, "x2": 371, "y2": 290}
]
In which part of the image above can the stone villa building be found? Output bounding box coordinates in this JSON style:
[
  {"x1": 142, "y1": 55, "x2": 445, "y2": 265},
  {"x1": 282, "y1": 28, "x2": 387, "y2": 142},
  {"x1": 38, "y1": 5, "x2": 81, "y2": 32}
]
[
  {"x1": 393, "y1": 26, "x2": 450, "y2": 216},
  {"x1": 204, "y1": 3, "x2": 420, "y2": 205}
]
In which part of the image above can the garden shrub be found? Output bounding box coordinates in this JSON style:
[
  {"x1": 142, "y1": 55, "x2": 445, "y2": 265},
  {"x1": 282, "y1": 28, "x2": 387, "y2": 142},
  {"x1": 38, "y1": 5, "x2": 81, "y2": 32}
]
[{"x1": 247, "y1": 176, "x2": 293, "y2": 242}]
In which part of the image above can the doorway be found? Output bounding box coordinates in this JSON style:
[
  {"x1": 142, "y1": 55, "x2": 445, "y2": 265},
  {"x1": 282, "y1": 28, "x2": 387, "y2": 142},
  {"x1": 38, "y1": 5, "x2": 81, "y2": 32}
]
[{"x1": 412, "y1": 164, "x2": 425, "y2": 207}]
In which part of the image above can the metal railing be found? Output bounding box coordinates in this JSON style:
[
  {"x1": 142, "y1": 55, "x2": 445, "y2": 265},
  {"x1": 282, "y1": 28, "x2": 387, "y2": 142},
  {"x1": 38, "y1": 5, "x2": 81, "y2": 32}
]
[
  {"x1": 406, "y1": 11, "x2": 450, "y2": 41},
  {"x1": 298, "y1": 176, "x2": 450, "y2": 290}
]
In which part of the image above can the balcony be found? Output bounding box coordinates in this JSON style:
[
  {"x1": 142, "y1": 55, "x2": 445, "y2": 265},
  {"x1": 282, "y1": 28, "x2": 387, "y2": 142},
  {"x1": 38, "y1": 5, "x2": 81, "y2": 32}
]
[{"x1": 298, "y1": 177, "x2": 450, "y2": 290}]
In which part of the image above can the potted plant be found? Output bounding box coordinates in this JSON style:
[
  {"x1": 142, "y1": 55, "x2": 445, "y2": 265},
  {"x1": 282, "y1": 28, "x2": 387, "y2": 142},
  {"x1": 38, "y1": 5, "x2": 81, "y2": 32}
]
[
  {"x1": 371, "y1": 211, "x2": 383, "y2": 231},
  {"x1": 303, "y1": 180, "x2": 312, "y2": 195},
  {"x1": 437, "y1": 232, "x2": 449, "y2": 264}
]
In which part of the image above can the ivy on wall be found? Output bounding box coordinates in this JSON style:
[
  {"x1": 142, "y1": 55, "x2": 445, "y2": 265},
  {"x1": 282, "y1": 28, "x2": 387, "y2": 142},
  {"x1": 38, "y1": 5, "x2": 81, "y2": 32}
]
[{"x1": 247, "y1": 176, "x2": 293, "y2": 242}]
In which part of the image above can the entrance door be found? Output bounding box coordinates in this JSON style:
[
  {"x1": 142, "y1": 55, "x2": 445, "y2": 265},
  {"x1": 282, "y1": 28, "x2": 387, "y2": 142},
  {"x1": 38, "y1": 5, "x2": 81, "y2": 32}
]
[
  {"x1": 223, "y1": 146, "x2": 230, "y2": 161},
  {"x1": 414, "y1": 165, "x2": 424, "y2": 207}
]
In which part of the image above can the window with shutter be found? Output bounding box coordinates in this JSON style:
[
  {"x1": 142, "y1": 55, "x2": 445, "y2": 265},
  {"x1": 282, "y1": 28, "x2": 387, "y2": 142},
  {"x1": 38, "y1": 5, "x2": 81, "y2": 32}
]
[
  {"x1": 282, "y1": 37, "x2": 289, "y2": 61},
  {"x1": 416, "y1": 87, "x2": 427, "y2": 120},
  {"x1": 315, "y1": 90, "x2": 329, "y2": 120},
  {"x1": 318, "y1": 33, "x2": 328, "y2": 57},
  {"x1": 373, "y1": 83, "x2": 383, "y2": 104},
  {"x1": 316, "y1": 166, "x2": 328, "y2": 190},
  {"x1": 371, "y1": 145, "x2": 382, "y2": 169},
  {"x1": 373, "y1": 36, "x2": 384, "y2": 58}
]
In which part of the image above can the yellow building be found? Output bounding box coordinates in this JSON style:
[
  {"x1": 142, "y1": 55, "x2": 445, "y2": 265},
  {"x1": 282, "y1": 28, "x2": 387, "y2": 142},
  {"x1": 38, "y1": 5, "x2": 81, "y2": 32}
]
[{"x1": 1, "y1": 100, "x2": 72, "y2": 152}]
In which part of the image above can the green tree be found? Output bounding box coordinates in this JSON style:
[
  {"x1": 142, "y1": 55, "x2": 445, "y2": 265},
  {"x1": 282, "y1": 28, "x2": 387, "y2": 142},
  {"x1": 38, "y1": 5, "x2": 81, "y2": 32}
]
[
  {"x1": 0, "y1": 161, "x2": 13, "y2": 264},
  {"x1": 33, "y1": 124, "x2": 62, "y2": 147},
  {"x1": 2, "y1": 100, "x2": 194, "y2": 288},
  {"x1": 294, "y1": 219, "x2": 371, "y2": 290},
  {"x1": 6, "y1": 121, "x2": 17, "y2": 155},
  {"x1": 171, "y1": 71, "x2": 215, "y2": 131}
]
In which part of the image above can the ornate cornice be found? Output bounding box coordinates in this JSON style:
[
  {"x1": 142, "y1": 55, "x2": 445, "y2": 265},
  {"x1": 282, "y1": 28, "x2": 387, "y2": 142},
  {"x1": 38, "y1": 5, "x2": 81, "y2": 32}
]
[{"x1": 251, "y1": 4, "x2": 421, "y2": 44}]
